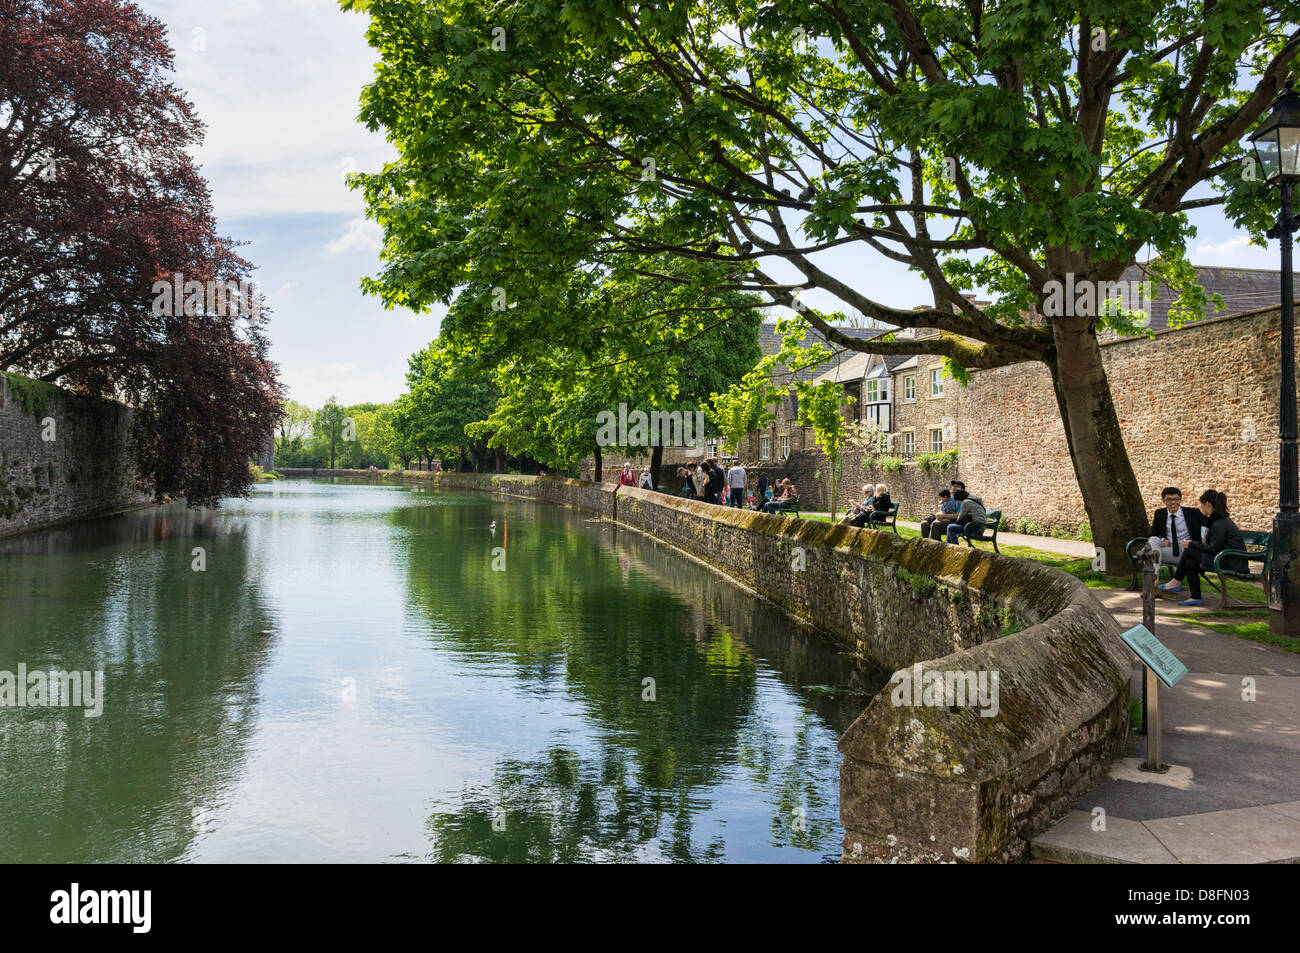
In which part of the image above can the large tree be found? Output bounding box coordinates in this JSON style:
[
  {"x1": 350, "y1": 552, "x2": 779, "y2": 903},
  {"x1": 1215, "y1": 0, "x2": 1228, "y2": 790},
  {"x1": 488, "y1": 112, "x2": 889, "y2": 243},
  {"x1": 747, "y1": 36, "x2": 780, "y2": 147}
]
[
  {"x1": 346, "y1": 0, "x2": 1298, "y2": 570},
  {"x1": 0, "y1": 0, "x2": 281, "y2": 505}
]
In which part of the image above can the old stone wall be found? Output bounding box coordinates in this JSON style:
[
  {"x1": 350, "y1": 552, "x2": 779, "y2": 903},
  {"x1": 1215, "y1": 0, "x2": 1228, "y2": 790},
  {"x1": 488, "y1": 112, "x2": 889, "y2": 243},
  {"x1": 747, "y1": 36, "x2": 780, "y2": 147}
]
[
  {"x1": 0, "y1": 374, "x2": 152, "y2": 538},
  {"x1": 960, "y1": 305, "x2": 1289, "y2": 534}
]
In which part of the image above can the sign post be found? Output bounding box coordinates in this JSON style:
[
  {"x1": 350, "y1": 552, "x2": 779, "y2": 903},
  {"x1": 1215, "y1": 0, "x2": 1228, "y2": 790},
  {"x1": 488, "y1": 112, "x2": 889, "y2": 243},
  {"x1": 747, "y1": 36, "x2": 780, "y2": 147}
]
[{"x1": 1123, "y1": 543, "x2": 1186, "y2": 773}]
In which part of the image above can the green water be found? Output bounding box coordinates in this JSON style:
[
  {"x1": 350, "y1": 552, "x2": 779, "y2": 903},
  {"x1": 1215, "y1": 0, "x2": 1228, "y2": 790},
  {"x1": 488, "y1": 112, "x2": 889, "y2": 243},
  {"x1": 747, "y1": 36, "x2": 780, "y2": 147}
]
[{"x1": 0, "y1": 478, "x2": 884, "y2": 863}]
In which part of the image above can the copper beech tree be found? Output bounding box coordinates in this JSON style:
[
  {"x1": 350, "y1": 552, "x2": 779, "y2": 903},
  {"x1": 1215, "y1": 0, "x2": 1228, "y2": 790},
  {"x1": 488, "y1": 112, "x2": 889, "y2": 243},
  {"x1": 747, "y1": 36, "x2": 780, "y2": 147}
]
[
  {"x1": 347, "y1": 0, "x2": 1298, "y2": 570},
  {"x1": 0, "y1": 0, "x2": 281, "y2": 506}
]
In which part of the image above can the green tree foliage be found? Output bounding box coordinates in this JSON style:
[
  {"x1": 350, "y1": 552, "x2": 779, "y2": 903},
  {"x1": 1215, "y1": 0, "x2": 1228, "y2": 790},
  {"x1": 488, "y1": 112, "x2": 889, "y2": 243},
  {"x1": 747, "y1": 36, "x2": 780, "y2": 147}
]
[{"x1": 345, "y1": 0, "x2": 1299, "y2": 571}]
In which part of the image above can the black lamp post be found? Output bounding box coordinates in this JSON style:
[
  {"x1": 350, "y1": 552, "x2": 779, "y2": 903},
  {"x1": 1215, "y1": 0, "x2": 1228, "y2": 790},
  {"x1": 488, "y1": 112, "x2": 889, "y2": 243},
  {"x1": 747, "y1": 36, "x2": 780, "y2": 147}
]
[{"x1": 1250, "y1": 82, "x2": 1300, "y2": 638}]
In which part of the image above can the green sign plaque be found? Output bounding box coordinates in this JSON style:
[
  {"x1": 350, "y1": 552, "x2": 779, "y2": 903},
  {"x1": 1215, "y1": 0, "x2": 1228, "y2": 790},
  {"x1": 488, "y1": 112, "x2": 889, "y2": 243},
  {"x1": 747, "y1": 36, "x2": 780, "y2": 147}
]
[{"x1": 1120, "y1": 624, "x2": 1187, "y2": 687}]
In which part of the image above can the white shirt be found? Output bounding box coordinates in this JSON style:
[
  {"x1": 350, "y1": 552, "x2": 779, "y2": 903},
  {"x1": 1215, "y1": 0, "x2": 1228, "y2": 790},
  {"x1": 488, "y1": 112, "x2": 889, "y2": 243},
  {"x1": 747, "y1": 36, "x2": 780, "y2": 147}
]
[
  {"x1": 727, "y1": 465, "x2": 747, "y2": 488},
  {"x1": 1169, "y1": 508, "x2": 1191, "y2": 543}
]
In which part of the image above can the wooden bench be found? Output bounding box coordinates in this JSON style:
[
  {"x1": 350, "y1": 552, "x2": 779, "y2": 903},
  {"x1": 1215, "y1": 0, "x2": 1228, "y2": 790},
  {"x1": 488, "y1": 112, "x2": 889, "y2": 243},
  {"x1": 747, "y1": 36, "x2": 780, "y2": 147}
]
[
  {"x1": 773, "y1": 494, "x2": 801, "y2": 518},
  {"x1": 865, "y1": 501, "x2": 901, "y2": 536},
  {"x1": 1126, "y1": 532, "x2": 1271, "y2": 608},
  {"x1": 1209, "y1": 530, "x2": 1272, "y2": 609},
  {"x1": 958, "y1": 509, "x2": 1002, "y2": 554}
]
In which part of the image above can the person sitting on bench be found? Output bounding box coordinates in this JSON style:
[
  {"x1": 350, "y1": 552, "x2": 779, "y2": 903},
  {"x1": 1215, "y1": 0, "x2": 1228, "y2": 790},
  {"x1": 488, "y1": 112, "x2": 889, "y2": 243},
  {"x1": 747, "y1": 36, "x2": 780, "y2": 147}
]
[
  {"x1": 944, "y1": 490, "x2": 987, "y2": 543},
  {"x1": 862, "y1": 484, "x2": 892, "y2": 526},
  {"x1": 839, "y1": 484, "x2": 876, "y2": 524},
  {"x1": 1146, "y1": 485, "x2": 1201, "y2": 568},
  {"x1": 761, "y1": 479, "x2": 794, "y2": 513},
  {"x1": 920, "y1": 488, "x2": 960, "y2": 540},
  {"x1": 1158, "y1": 489, "x2": 1247, "y2": 606}
]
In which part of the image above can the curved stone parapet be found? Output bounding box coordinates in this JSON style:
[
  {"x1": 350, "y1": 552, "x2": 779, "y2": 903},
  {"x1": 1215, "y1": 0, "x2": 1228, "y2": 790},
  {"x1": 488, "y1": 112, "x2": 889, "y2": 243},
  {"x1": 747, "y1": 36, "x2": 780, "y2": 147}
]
[{"x1": 278, "y1": 469, "x2": 1130, "y2": 862}]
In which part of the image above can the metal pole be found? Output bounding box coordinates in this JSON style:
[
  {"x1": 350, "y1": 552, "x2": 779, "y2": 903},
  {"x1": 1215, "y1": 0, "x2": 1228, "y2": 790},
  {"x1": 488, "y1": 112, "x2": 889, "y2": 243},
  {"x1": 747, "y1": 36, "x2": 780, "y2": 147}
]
[
  {"x1": 1271, "y1": 180, "x2": 1300, "y2": 636},
  {"x1": 1140, "y1": 544, "x2": 1163, "y2": 770}
]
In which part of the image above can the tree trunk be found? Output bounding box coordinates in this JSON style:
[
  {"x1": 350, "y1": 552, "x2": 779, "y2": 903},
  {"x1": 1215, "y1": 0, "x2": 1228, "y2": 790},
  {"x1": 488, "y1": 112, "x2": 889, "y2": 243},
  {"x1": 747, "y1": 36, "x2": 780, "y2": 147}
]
[
  {"x1": 1049, "y1": 317, "x2": 1149, "y2": 576},
  {"x1": 649, "y1": 442, "x2": 663, "y2": 491},
  {"x1": 593, "y1": 446, "x2": 603, "y2": 482}
]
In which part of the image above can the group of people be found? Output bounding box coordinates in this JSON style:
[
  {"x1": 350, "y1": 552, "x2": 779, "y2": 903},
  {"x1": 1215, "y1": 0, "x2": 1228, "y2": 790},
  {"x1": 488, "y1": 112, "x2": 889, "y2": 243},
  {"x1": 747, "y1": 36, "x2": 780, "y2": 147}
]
[
  {"x1": 838, "y1": 483, "x2": 893, "y2": 527},
  {"x1": 916, "y1": 481, "x2": 989, "y2": 544},
  {"x1": 1148, "y1": 486, "x2": 1247, "y2": 606},
  {"x1": 617, "y1": 462, "x2": 655, "y2": 490}
]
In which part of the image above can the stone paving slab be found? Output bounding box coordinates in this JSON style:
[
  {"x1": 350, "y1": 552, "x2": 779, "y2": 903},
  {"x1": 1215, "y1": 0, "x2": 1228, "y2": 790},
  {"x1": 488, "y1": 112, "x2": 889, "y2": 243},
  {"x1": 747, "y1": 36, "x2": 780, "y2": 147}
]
[
  {"x1": 1033, "y1": 804, "x2": 1300, "y2": 864},
  {"x1": 1032, "y1": 811, "x2": 1180, "y2": 864},
  {"x1": 1143, "y1": 805, "x2": 1300, "y2": 864}
]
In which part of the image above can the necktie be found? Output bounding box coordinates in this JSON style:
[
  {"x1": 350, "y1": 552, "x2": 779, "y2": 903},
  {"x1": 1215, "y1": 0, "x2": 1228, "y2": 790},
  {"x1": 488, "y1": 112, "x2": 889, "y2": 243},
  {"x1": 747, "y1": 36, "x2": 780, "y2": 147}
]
[{"x1": 1170, "y1": 511, "x2": 1181, "y2": 556}]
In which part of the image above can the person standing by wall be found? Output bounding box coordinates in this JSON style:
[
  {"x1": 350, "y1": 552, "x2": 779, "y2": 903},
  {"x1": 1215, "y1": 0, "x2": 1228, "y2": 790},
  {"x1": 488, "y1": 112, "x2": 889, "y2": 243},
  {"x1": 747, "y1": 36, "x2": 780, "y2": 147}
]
[{"x1": 726, "y1": 460, "x2": 747, "y2": 507}]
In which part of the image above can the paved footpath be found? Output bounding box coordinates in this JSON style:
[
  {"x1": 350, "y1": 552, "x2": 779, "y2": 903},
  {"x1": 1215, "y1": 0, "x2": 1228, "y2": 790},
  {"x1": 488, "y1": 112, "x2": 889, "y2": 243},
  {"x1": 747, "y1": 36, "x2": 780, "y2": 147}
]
[
  {"x1": 805, "y1": 511, "x2": 1300, "y2": 862},
  {"x1": 1031, "y1": 588, "x2": 1300, "y2": 863}
]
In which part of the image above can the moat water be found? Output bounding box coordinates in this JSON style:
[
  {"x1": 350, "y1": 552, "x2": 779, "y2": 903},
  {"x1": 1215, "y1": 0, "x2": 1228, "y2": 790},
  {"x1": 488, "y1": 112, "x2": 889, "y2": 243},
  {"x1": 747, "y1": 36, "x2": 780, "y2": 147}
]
[{"x1": 0, "y1": 478, "x2": 885, "y2": 862}]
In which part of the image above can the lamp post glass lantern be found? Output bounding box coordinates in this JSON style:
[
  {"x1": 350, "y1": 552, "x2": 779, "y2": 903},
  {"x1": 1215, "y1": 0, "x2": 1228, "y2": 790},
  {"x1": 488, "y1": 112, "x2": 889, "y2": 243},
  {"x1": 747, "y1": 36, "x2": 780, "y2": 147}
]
[{"x1": 1250, "y1": 82, "x2": 1300, "y2": 638}]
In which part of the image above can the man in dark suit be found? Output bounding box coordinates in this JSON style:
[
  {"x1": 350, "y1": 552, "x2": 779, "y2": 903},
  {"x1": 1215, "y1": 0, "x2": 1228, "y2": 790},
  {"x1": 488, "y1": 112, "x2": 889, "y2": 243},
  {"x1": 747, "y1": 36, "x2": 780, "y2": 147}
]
[{"x1": 1149, "y1": 486, "x2": 1202, "y2": 568}]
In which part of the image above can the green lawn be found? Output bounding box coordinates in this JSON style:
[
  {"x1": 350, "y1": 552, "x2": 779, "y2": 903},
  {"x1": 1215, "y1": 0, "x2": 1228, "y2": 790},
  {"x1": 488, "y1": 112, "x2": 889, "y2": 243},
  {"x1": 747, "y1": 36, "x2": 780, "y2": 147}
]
[{"x1": 1180, "y1": 617, "x2": 1300, "y2": 654}]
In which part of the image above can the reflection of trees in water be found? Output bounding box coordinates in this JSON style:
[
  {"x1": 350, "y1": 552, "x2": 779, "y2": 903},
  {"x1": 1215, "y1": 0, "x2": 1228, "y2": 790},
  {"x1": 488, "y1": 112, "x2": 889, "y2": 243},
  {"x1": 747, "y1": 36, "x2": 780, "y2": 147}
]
[
  {"x1": 393, "y1": 500, "x2": 760, "y2": 792},
  {"x1": 0, "y1": 505, "x2": 275, "y2": 862},
  {"x1": 422, "y1": 746, "x2": 725, "y2": 864},
  {"x1": 395, "y1": 496, "x2": 878, "y2": 861}
]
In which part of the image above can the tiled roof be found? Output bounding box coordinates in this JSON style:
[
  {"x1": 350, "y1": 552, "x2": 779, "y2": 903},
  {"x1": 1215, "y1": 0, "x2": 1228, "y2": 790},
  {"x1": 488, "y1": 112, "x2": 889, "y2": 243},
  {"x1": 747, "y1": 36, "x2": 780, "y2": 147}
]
[
  {"x1": 758, "y1": 322, "x2": 887, "y2": 383},
  {"x1": 1118, "y1": 264, "x2": 1297, "y2": 333}
]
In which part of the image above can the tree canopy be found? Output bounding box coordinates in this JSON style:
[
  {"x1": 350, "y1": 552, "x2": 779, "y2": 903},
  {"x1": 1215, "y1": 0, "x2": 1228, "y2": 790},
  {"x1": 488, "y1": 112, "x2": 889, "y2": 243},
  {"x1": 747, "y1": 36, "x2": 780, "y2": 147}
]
[{"x1": 345, "y1": 0, "x2": 1299, "y2": 568}]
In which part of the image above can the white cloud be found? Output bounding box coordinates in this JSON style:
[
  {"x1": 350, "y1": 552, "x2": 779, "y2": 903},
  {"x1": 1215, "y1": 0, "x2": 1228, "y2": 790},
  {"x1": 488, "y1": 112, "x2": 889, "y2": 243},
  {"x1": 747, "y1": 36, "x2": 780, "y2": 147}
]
[
  {"x1": 142, "y1": 0, "x2": 394, "y2": 219},
  {"x1": 1194, "y1": 235, "x2": 1252, "y2": 258},
  {"x1": 326, "y1": 218, "x2": 382, "y2": 255}
]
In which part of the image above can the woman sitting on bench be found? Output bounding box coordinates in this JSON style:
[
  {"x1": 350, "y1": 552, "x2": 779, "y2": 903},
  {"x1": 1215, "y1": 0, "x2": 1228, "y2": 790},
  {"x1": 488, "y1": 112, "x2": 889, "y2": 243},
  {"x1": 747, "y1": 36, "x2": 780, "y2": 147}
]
[
  {"x1": 848, "y1": 483, "x2": 891, "y2": 528},
  {"x1": 761, "y1": 479, "x2": 794, "y2": 513},
  {"x1": 1158, "y1": 489, "x2": 1247, "y2": 606},
  {"x1": 839, "y1": 484, "x2": 876, "y2": 524}
]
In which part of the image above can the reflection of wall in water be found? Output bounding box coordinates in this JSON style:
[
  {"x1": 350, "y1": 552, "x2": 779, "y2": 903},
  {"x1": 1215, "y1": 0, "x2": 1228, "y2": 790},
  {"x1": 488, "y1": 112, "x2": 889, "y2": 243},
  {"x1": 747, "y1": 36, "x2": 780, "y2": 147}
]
[{"x1": 0, "y1": 504, "x2": 278, "y2": 862}]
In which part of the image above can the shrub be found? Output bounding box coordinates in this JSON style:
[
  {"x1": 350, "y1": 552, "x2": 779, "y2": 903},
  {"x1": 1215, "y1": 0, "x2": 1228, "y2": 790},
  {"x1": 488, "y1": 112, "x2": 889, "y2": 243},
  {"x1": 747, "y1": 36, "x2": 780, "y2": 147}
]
[
  {"x1": 915, "y1": 447, "x2": 958, "y2": 472},
  {"x1": 1076, "y1": 519, "x2": 1093, "y2": 542},
  {"x1": 878, "y1": 455, "x2": 905, "y2": 473}
]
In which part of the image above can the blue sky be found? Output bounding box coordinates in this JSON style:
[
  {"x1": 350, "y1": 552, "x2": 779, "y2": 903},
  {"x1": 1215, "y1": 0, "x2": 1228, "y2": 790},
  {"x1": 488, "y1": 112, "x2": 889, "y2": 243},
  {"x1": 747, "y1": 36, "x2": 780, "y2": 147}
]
[{"x1": 139, "y1": 1, "x2": 1279, "y2": 409}]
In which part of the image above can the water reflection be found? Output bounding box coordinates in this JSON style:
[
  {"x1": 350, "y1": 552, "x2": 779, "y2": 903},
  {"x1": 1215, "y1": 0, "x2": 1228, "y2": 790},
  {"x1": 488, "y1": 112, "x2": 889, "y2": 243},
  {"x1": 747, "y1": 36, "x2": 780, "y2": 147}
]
[
  {"x1": 0, "y1": 480, "x2": 884, "y2": 863},
  {"x1": 0, "y1": 505, "x2": 275, "y2": 862}
]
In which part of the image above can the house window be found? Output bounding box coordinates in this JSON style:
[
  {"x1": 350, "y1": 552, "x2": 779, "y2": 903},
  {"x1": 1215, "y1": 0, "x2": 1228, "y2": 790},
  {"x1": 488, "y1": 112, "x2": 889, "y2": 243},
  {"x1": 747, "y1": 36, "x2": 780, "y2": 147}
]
[
  {"x1": 865, "y1": 379, "x2": 879, "y2": 403},
  {"x1": 904, "y1": 375, "x2": 916, "y2": 402},
  {"x1": 929, "y1": 428, "x2": 944, "y2": 452},
  {"x1": 780, "y1": 435, "x2": 790, "y2": 458},
  {"x1": 760, "y1": 436, "x2": 771, "y2": 460},
  {"x1": 930, "y1": 367, "x2": 945, "y2": 398},
  {"x1": 902, "y1": 431, "x2": 914, "y2": 455},
  {"x1": 867, "y1": 403, "x2": 891, "y2": 431},
  {"x1": 707, "y1": 439, "x2": 719, "y2": 458}
]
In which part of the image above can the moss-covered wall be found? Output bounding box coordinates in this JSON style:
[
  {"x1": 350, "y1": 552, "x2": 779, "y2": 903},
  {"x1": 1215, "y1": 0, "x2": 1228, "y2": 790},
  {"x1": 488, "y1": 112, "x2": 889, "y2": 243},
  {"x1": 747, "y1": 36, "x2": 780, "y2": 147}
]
[
  {"x1": 0, "y1": 374, "x2": 153, "y2": 538},
  {"x1": 279, "y1": 468, "x2": 1130, "y2": 862}
]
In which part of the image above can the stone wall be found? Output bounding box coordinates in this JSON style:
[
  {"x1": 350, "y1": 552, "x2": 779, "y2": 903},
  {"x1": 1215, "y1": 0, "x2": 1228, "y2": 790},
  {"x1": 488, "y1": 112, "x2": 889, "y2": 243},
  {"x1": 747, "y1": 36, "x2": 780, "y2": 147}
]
[
  {"x1": 960, "y1": 304, "x2": 1291, "y2": 534},
  {"x1": 293, "y1": 468, "x2": 1129, "y2": 862},
  {"x1": 0, "y1": 374, "x2": 152, "y2": 538}
]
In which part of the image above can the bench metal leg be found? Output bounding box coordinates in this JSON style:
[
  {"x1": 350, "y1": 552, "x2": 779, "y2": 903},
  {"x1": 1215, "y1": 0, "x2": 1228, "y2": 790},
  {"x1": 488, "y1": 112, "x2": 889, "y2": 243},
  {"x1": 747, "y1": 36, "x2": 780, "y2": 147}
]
[{"x1": 1211, "y1": 573, "x2": 1231, "y2": 611}]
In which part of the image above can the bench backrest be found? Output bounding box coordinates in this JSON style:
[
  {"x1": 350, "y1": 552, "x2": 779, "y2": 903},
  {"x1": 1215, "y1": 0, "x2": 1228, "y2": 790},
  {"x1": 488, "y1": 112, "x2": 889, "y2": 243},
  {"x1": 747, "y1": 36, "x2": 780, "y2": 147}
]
[
  {"x1": 1242, "y1": 530, "x2": 1272, "y2": 550},
  {"x1": 984, "y1": 509, "x2": 1002, "y2": 527}
]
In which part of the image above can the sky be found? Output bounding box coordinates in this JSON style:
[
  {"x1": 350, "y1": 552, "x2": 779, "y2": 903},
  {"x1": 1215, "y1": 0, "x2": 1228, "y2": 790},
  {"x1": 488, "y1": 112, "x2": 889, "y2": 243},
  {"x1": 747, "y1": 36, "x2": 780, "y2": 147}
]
[
  {"x1": 139, "y1": 0, "x2": 441, "y2": 409},
  {"x1": 138, "y1": 1, "x2": 1279, "y2": 409}
]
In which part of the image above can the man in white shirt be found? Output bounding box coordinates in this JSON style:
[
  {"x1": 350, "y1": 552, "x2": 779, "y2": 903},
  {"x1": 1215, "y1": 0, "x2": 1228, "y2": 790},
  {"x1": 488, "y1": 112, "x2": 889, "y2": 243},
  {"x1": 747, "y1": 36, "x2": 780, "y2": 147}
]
[
  {"x1": 725, "y1": 461, "x2": 747, "y2": 507},
  {"x1": 1146, "y1": 486, "x2": 1203, "y2": 568}
]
